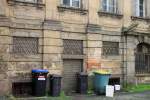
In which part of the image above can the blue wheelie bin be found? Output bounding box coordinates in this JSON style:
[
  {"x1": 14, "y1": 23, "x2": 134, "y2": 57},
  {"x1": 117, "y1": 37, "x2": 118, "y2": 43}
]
[{"x1": 94, "y1": 70, "x2": 110, "y2": 95}]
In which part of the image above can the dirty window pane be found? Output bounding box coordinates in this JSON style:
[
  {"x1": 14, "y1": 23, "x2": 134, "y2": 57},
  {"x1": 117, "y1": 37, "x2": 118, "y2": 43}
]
[
  {"x1": 102, "y1": 41, "x2": 119, "y2": 55},
  {"x1": 102, "y1": 0, "x2": 107, "y2": 12},
  {"x1": 63, "y1": 39, "x2": 83, "y2": 55},
  {"x1": 101, "y1": 0, "x2": 117, "y2": 13},
  {"x1": 62, "y1": 0, "x2": 80, "y2": 8},
  {"x1": 63, "y1": 0, "x2": 70, "y2": 6},
  {"x1": 139, "y1": 0, "x2": 144, "y2": 17},
  {"x1": 72, "y1": 0, "x2": 80, "y2": 7},
  {"x1": 12, "y1": 37, "x2": 38, "y2": 55}
]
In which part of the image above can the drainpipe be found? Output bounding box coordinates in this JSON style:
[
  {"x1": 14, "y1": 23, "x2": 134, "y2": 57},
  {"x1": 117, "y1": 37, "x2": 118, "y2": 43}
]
[
  {"x1": 41, "y1": 0, "x2": 46, "y2": 68},
  {"x1": 85, "y1": 0, "x2": 90, "y2": 73},
  {"x1": 121, "y1": 29, "x2": 125, "y2": 87},
  {"x1": 121, "y1": 30, "x2": 127, "y2": 88}
]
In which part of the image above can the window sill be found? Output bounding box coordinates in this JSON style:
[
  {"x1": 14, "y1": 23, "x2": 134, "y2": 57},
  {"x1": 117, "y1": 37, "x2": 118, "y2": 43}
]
[
  {"x1": 135, "y1": 73, "x2": 150, "y2": 77},
  {"x1": 131, "y1": 16, "x2": 150, "y2": 22},
  {"x1": 7, "y1": 0, "x2": 45, "y2": 8},
  {"x1": 62, "y1": 54, "x2": 84, "y2": 59},
  {"x1": 57, "y1": 5, "x2": 88, "y2": 15},
  {"x1": 101, "y1": 54, "x2": 120, "y2": 59},
  {"x1": 102, "y1": 54, "x2": 120, "y2": 57},
  {"x1": 98, "y1": 11, "x2": 123, "y2": 19}
]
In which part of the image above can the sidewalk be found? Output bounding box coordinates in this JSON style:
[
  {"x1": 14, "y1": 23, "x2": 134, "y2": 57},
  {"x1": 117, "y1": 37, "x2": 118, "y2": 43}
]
[
  {"x1": 73, "y1": 91, "x2": 150, "y2": 100},
  {"x1": 71, "y1": 91, "x2": 150, "y2": 100},
  {"x1": 2, "y1": 91, "x2": 150, "y2": 100}
]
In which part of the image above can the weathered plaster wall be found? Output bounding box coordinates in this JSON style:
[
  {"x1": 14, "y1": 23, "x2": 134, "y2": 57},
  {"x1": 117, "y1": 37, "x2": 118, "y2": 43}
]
[{"x1": 0, "y1": 0, "x2": 150, "y2": 95}]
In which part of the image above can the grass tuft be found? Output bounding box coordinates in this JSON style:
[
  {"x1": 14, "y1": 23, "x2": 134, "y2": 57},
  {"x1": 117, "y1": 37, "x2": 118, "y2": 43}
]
[{"x1": 124, "y1": 84, "x2": 150, "y2": 92}]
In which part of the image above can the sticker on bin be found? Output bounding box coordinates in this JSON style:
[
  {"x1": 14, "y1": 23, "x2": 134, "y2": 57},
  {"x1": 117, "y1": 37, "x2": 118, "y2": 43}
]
[{"x1": 38, "y1": 76, "x2": 45, "y2": 80}]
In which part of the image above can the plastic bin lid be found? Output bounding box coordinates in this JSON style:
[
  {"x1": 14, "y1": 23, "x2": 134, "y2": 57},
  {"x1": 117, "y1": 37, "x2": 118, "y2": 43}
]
[
  {"x1": 94, "y1": 70, "x2": 111, "y2": 75},
  {"x1": 32, "y1": 69, "x2": 49, "y2": 73}
]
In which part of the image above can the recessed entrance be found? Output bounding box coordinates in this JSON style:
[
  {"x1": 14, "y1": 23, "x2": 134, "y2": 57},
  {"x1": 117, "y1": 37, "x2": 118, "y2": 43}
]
[{"x1": 62, "y1": 59, "x2": 83, "y2": 94}]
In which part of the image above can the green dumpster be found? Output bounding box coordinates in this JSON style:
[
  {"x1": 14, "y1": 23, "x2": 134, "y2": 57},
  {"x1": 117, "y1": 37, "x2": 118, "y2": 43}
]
[{"x1": 94, "y1": 70, "x2": 110, "y2": 95}]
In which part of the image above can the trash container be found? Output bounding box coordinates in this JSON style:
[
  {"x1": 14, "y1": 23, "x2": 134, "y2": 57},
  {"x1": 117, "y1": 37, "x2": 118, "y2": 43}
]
[
  {"x1": 76, "y1": 72, "x2": 88, "y2": 94},
  {"x1": 32, "y1": 69, "x2": 49, "y2": 96},
  {"x1": 94, "y1": 70, "x2": 110, "y2": 95},
  {"x1": 49, "y1": 74, "x2": 62, "y2": 97}
]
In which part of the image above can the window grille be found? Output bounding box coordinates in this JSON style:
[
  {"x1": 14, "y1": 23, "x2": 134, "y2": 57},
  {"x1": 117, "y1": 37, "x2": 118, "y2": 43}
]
[
  {"x1": 12, "y1": 37, "x2": 38, "y2": 55},
  {"x1": 102, "y1": 41, "x2": 119, "y2": 55},
  {"x1": 63, "y1": 39, "x2": 83, "y2": 55}
]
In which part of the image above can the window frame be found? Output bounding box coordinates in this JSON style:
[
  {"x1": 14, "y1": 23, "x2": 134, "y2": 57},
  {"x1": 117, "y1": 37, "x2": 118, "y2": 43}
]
[
  {"x1": 101, "y1": 0, "x2": 117, "y2": 13},
  {"x1": 63, "y1": 39, "x2": 83, "y2": 55},
  {"x1": 102, "y1": 41, "x2": 119, "y2": 56},
  {"x1": 61, "y1": 0, "x2": 81, "y2": 8},
  {"x1": 12, "y1": 37, "x2": 39, "y2": 55},
  {"x1": 135, "y1": 0, "x2": 146, "y2": 17}
]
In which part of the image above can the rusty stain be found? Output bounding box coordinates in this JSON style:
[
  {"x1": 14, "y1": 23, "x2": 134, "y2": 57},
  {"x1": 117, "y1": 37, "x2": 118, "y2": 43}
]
[{"x1": 86, "y1": 58, "x2": 101, "y2": 71}]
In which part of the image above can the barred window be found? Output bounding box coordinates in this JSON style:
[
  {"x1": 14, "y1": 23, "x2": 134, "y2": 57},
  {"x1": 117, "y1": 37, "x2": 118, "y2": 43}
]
[
  {"x1": 12, "y1": 37, "x2": 38, "y2": 55},
  {"x1": 63, "y1": 39, "x2": 83, "y2": 55},
  {"x1": 102, "y1": 41, "x2": 119, "y2": 55}
]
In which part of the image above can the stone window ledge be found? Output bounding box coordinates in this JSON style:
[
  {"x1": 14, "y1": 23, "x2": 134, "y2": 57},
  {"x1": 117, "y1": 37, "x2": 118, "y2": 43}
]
[
  {"x1": 135, "y1": 74, "x2": 150, "y2": 77},
  {"x1": 57, "y1": 5, "x2": 88, "y2": 15},
  {"x1": 131, "y1": 16, "x2": 150, "y2": 22},
  {"x1": 62, "y1": 54, "x2": 84, "y2": 59},
  {"x1": 7, "y1": 0, "x2": 45, "y2": 7},
  {"x1": 98, "y1": 11, "x2": 123, "y2": 19},
  {"x1": 101, "y1": 55, "x2": 120, "y2": 59}
]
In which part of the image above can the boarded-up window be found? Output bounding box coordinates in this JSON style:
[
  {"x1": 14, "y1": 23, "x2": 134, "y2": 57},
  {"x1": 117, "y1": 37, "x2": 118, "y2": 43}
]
[
  {"x1": 102, "y1": 41, "x2": 119, "y2": 55},
  {"x1": 13, "y1": 37, "x2": 38, "y2": 55},
  {"x1": 63, "y1": 39, "x2": 83, "y2": 55}
]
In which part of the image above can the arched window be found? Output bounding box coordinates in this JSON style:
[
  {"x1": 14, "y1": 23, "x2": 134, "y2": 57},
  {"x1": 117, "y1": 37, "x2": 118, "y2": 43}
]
[
  {"x1": 137, "y1": 43, "x2": 150, "y2": 53},
  {"x1": 135, "y1": 43, "x2": 150, "y2": 74}
]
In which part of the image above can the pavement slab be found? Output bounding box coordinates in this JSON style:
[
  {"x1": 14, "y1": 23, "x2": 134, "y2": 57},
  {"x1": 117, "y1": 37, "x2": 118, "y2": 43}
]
[{"x1": 1, "y1": 91, "x2": 150, "y2": 100}]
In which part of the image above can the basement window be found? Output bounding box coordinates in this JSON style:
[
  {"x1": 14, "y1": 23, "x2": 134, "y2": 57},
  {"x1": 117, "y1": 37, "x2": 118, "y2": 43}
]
[
  {"x1": 109, "y1": 77, "x2": 120, "y2": 85},
  {"x1": 12, "y1": 82, "x2": 32, "y2": 97},
  {"x1": 102, "y1": 41, "x2": 119, "y2": 56},
  {"x1": 12, "y1": 37, "x2": 38, "y2": 55}
]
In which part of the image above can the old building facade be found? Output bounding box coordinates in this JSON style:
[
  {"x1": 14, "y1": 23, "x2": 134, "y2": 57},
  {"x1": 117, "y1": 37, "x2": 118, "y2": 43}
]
[{"x1": 0, "y1": 0, "x2": 150, "y2": 95}]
